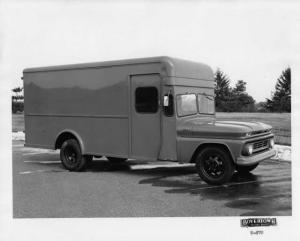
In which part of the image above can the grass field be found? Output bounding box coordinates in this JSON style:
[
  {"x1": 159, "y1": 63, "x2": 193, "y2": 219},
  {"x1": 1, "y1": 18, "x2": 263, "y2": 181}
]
[
  {"x1": 216, "y1": 112, "x2": 291, "y2": 145},
  {"x1": 12, "y1": 114, "x2": 24, "y2": 132},
  {"x1": 12, "y1": 112, "x2": 291, "y2": 145}
]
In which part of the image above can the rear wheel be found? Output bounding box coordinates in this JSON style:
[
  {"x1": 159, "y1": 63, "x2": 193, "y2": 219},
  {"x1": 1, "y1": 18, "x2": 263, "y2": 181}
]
[
  {"x1": 107, "y1": 157, "x2": 127, "y2": 163},
  {"x1": 60, "y1": 139, "x2": 88, "y2": 171},
  {"x1": 236, "y1": 163, "x2": 259, "y2": 173},
  {"x1": 195, "y1": 147, "x2": 234, "y2": 185}
]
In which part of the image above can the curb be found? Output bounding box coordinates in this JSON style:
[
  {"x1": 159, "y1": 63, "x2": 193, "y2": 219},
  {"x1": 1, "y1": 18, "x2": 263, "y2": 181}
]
[{"x1": 12, "y1": 132, "x2": 291, "y2": 162}]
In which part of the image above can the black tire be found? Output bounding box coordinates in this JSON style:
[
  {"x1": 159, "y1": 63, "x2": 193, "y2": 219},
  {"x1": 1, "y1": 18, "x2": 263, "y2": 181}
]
[
  {"x1": 60, "y1": 139, "x2": 88, "y2": 171},
  {"x1": 195, "y1": 147, "x2": 234, "y2": 185},
  {"x1": 107, "y1": 157, "x2": 127, "y2": 163},
  {"x1": 236, "y1": 163, "x2": 259, "y2": 173}
]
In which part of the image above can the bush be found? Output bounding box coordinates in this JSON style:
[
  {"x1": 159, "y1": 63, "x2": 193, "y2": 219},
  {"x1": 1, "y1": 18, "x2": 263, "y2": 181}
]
[{"x1": 12, "y1": 102, "x2": 24, "y2": 113}]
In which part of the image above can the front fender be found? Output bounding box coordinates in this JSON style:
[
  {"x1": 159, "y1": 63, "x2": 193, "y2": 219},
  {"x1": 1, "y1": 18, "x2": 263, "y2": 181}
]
[{"x1": 176, "y1": 137, "x2": 242, "y2": 163}]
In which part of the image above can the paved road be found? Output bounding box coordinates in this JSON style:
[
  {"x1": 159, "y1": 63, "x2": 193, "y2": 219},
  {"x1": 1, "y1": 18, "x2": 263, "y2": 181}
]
[{"x1": 13, "y1": 140, "x2": 292, "y2": 218}]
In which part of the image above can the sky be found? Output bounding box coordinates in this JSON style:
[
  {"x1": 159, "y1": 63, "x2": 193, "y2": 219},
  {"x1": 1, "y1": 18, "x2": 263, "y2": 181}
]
[{"x1": 0, "y1": 0, "x2": 297, "y2": 102}]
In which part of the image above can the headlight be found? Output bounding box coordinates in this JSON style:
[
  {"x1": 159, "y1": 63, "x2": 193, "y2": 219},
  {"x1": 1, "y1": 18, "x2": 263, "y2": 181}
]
[
  {"x1": 242, "y1": 143, "x2": 253, "y2": 156},
  {"x1": 270, "y1": 139, "x2": 275, "y2": 148}
]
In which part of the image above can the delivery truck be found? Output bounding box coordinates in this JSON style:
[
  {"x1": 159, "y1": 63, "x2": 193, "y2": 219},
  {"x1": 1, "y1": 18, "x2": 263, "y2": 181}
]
[{"x1": 23, "y1": 56, "x2": 276, "y2": 185}]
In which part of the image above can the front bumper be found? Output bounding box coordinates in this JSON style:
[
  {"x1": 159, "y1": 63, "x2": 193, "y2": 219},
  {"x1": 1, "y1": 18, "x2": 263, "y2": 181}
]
[{"x1": 236, "y1": 148, "x2": 276, "y2": 166}]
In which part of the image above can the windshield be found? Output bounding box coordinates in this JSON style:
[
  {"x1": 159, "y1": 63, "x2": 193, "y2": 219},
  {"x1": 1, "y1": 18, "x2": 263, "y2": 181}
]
[
  {"x1": 198, "y1": 94, "x2": 215, "y2": 114},
  {"x1": 176, "y1": 94, "x2": 197, "y2": 117},
  {"x1": 176, "y1": 93, "x2": 215, "y2": 117}
]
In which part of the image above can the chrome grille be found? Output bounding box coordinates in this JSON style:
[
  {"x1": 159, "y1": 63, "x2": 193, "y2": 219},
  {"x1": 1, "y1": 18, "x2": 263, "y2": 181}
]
[{"x1": 252, "y1": 139, "x2": 269, "y2": 152}]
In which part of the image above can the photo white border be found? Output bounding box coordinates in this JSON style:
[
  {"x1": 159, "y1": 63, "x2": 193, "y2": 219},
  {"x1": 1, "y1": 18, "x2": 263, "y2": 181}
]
[{"x1": 1, "y1": 1, "x2": 300, "y2": 240}]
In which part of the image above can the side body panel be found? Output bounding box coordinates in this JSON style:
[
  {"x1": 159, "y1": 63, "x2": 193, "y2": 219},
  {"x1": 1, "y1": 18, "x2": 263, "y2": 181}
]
[
  {"x1": 24, "y1": 63, "x2": 161, "y2": 157},
  {"x1": 23, "y1": 57, "x2": 216, "y2": 161}
]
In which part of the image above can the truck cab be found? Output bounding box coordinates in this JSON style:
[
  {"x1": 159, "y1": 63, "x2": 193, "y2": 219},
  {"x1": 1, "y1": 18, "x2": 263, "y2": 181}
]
[{"x1": 23, "y1": 56, "x2": 276, "y2": 185}]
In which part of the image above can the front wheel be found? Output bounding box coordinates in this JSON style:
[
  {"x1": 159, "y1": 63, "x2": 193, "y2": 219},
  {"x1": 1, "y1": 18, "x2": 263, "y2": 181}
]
[
  {"x1": 236, "y1": 163, "x2": 259, "y2": 173},
  {"x1": 195, "y1": 147, "x2": 234, "y2": 185},
  {"x1": 60, "y1": 139, "x2": 88, "y2": 171}
]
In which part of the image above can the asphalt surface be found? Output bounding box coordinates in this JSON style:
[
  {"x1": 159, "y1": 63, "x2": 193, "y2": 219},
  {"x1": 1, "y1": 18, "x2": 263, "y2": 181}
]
[{"x1": 13, "y1": 140, "x2": 292, "y2": 218}]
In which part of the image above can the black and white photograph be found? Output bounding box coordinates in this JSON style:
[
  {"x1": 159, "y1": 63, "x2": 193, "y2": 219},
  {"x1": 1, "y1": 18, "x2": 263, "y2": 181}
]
[{"x1": 0, "y1": 0, "x2": 299, "y2": 240}]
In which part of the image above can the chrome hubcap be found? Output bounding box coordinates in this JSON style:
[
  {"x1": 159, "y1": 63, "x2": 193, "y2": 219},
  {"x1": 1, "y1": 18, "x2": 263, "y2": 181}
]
[
  {"x1": 64, "y1": 147, "x2": 77, "y2": 165},
  {"x1": 203, "y1": 155, "x2": 225, "y2": 178}
]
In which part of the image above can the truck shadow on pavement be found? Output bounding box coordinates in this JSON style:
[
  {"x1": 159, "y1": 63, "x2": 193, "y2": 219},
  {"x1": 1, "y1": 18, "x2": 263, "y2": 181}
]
[
  {"x1": 88, "y1": 160, "x2": 291, "y2": 217},
  {"x1": 134, "y1": 163, "x2": 291, "y2": 216},
  {"x1": 26, "y1": 156, "x2": 292, "y2": 216}
]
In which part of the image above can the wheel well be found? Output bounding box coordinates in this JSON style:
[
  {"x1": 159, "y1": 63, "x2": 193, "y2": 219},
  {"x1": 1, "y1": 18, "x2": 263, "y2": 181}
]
[
  {"x1": 55, "y1": 132, "x2": 78, "y2": 149},
  {"x1": 190, "y1": 143, "x2": 234, "y2": 163}
]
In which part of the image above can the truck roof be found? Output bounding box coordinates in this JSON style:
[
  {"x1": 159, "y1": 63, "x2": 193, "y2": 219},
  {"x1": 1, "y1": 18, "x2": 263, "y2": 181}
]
[{"x1": 23, "y1": 56, "x2": 214, "y2": 81}]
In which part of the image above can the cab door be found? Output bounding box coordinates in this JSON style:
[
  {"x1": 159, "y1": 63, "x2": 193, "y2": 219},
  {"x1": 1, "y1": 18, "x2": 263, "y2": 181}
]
[{"x1": 130, "y1": 74, "x2": 161, "y2": 159}]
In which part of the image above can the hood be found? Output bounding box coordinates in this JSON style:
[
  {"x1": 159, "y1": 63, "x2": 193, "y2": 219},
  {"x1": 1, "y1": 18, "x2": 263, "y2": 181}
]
[{"x1": 177, "y1": 117, "x2": 272, "y2": 139}]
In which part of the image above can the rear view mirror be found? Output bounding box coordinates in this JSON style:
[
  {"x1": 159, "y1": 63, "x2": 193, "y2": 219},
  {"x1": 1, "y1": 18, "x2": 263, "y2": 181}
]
[
  {"x1": 163, "y1": 95, "x2": 169, "y2": 107},
  {"x1": 163, "y1": 90, "x2": 174, "y2": 116}
]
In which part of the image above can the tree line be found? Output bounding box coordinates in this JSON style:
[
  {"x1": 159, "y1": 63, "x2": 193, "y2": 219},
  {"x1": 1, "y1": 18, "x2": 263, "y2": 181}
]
[
  {"x1": 215, "y1": 67, "x2": 291, "y2": 112},
  {"x1": 12, "y1": 87, "x2": 24, "y2": 113},
  {"x1": 12, "y1": 67, "x2": 291, "y2": 113}
]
